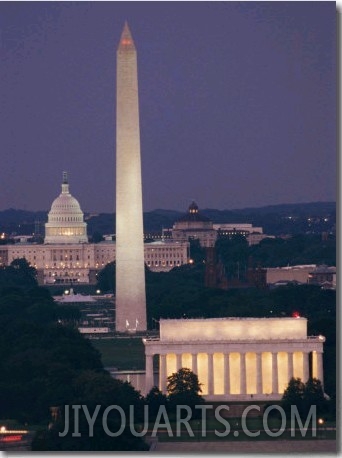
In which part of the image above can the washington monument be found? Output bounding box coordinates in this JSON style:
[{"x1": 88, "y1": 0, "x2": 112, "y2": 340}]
[{"x1": 115, "y1": 23, "x2": 147, "y2": 332}]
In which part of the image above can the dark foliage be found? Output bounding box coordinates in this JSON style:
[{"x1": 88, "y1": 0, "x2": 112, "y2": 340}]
[
  {"x1": 31, "y1": 371, "x2": 148, "y2": 450},
  {"x1": 167, "y1": 368, "x2": 204, "y2": 417},
  {"x1": 96, "y1": 261, "x2": 115, "y2": 293},
  {"x1": 216, "y1": 234, "x2": 335, "y2": 271},
  {"x1": 0, "y1": 258, "x2": 38, "y2": 290},
  {"x1": 145, "y1": 386, "x2": 168, "y2": 419},
  {"x1": 0, "y1": 276, "x2": 148, "y2": 451},
  {"x1": 281, "y1": 377, "x2": 329, "y2": 419},
  {"x1": 216, "y1": 235, "x2": 249, "y2": 280}
]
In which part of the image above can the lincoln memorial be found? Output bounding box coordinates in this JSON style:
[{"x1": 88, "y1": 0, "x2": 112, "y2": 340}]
[{"x1": 143, "y1": 317, "x2": 325, "y2": 400}]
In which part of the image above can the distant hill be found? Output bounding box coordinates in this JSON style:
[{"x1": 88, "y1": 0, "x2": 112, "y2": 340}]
[
  {"x1": 228, "y1": 201, "x2": 336, "y2": 216},
  {"x1": 0, "y1": 208, "x2": 47, "y2": 224},
  {"x1": 0, "y1": 202, "x2": 335, "y2": 237},
  {"x1": 200, "y1": 202, "x2": 336, "y2": 235}
]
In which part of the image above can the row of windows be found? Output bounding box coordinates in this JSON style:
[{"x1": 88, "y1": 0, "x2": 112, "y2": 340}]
[
  {"x1": 10, "y1": 255, "x2": 42, "y2": 261},
  {"x1": 147, "y1": 261, "x2": 181, "y2": 267},
  {"x1": 146, "y1": 253, "x2": 184, "y2": 259},
  {"x1": 50, "y1": 262, "x2": 91, "y2": 268},
  {"x1": 174, "y1": 233, "x2": 215, "y2": 238},
  {"x1": 146, "y1": 247, "x2": 186, "y2": 252},
  {"x1": 51, "y1": 250, "x2": 91, "y2": 255},
  {"x1": 48, "y1": 271, "x2": 86, "y2": 277},
  {"x1": 52, "y1": 255, "x2": 80, "y2": 261},
  {"x1": 50, "y1": 217, "x2": 82, "y2": 222},
  {"x1": 47, "y1": 228, "x2": 86, "y2": 236}
]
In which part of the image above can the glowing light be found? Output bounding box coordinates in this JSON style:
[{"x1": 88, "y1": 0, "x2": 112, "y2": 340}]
[
  {"x1": 318, "y1": 418, "x2": 324, "y2": 425},
  {"x1": 292, "y1": 312, "x2": 300, "y2": 318},
  {"x1": 0, "y1": 435, "x2": 23, "y2": 442}
]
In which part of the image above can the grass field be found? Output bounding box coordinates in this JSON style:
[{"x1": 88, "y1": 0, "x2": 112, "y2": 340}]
[
  {"x1": 91, "y1": 337, "x2": 146, "y2": 369},
  {"x1": 147, "y1": 414, "x2": 336, "y2": 442}
]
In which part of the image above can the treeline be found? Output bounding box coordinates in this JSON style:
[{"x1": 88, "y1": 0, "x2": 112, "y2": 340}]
[
  {"x1": 0, "y1": 202, "x2": 335, "y2": 237},
  {"x1": 216, "y1": 233, "x2": 335, "y2": 279},
  {"x1": 0, "y1": 261, "x2": 148, "y2": 451}
]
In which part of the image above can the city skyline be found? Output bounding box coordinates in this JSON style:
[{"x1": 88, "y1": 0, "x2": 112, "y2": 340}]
[{"x1": 0, "y1": 2, "x2": 336, "y2": 213}]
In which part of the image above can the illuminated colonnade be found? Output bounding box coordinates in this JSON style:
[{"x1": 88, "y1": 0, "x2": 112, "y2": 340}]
[{"x1": 143, "y1": 318, "x2": 325, "y2": 400}]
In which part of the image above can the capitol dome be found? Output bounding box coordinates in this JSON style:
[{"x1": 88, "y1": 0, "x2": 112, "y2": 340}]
[{"x1": 44, "y1": 172, "x2": 88, "y2": 244}]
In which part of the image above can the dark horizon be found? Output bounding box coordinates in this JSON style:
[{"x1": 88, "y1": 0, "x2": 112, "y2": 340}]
[
  {"x1": 0, "y1": 199, "x2": 336, "y2": 216},
  {"x1": 0, "y1": 2, "x2": 336, "y2": 213}
]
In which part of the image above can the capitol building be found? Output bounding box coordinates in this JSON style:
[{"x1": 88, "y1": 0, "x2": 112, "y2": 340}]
[{"x1": 0, "y1": 173, "x2": 189, "y2": 285}]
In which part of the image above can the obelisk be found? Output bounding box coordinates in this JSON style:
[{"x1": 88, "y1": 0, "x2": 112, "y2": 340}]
[{"x1": 115, "y1": 22, "x2": 147, "y2": 332}]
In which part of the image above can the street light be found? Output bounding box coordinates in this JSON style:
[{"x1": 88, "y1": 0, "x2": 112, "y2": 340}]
[{"x1": 318, "y1": 418, "x2": 325, "y2": 439}]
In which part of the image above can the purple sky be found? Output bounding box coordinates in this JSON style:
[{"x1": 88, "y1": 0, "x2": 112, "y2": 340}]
[{"x1": 0, "y1": 2, "x2": 336, "y2": 213}]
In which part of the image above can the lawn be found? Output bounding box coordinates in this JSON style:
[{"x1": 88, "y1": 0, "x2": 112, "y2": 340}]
[
  {"x1": 90, "y1": 337, "x2": 146, "y2": 369},
  {"x1": 151, "y1": 416, "x2": 336, "y2": 442}
]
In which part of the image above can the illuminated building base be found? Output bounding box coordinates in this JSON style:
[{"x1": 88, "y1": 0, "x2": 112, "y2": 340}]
[{"x1": 143, "y1": 317, "x2": 325, "y2": 399}]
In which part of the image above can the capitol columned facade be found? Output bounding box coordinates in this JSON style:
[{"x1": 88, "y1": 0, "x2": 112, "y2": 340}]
[{"x1": 0, "y1": 173, "x2": 189, "y2": 285}]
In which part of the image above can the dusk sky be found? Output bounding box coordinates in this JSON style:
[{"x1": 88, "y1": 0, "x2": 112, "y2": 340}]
[{"x1": 0, "y1": 2, "x2": 336, "y2": 213}]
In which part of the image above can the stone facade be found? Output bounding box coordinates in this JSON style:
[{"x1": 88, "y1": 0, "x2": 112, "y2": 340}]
[
  {"x1": 213, "y1": 223, "x2": 275, "y2": 246},
  {"x1": 168, "y1": 202, "x2": 217, "y2": 248},
  {"x1": 267, "y1": 265, "x2": 316, "y2": 285}
]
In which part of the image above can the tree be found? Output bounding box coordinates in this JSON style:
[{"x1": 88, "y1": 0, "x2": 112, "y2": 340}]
[
  {"x1": 281, "y1": 377, "x2": 305, "y2": 416},
  {"x1": 303, "y1": 377, "x2": 327, "y2": 417},
  {"x1": 215, "y1": 235, "x2": 249, "y2": 280},
  {"x1": 96, "y1": 261, "x2": 115, "y2": 292},
  {"x1": 281, "y1": 377, "x2": 328, "y2": 419},
  {"x1": 167, "y1": 368, "x2": 204, "y2": 416},
  {"x1": 0, "y1": 258, "x2": 37, "y2": 291},
  {"x1": 91, "y1": 231, "x2": 104, "y2": 243},
  {"x1": 145, "y1": 386, "x2": 168, "y2": 419},
  {"x1": 189, "y1": 239, "x2": 205, "y2": 264},
  {"x1": 32, "y1": 373, "x2": 148, "y2": 451}
]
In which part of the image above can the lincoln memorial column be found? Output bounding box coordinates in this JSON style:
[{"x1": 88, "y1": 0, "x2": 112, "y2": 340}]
[
  {"x1": 272, "y1": 352, "x2": 278, "y2": 394},
  {"x1": 317, "y1": 351, "x2": 324, "y2": 387},
  {"x1": 287, "y1": 351, "x2": 294, "y2": 381},
  {"x1": 303, "y1": 352, "x2": 309, "y2": 382},
  {"x1": 160, "y1": 354, "x2": 167, "y2": 393},
  {"x1": 145, "y1": 354, "x2": 154, "y2": 394},
  {"x1": 256, "y1": 352, "x2": 263, "y2": 394},
  {"x1": 224, "y1": 353, "x2": 230, "y2": 395},
  {"x1": 208, "y1": 353, "x2": 214, "y2": 395},
  {"x1": 240, "y1": 352, "x2": 247, "y2": 395},
  {"x1": 176, "y1": 353, "x2": 182, "y2": 371},
  {"x1": 192, "y1": 353, "x2": 198, "y2": 376}
]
